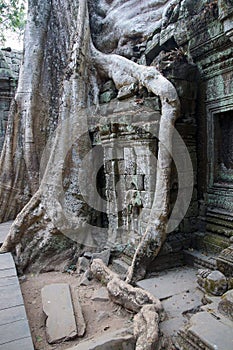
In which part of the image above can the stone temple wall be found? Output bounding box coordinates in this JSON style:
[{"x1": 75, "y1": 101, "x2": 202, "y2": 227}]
[
  {"x1": 134, "y1": 0, "x2": 233, "y2": 271},
  {"x1": 88, "y1": 0, "x2": 233, "y2": 270},
  {"x1": 0, "y1": 48, "x2": 22, "y2": 150}
]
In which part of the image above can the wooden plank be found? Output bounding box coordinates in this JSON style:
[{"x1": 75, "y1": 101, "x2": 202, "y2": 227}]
[
  {"x1": 0, "y1": 337, "x2": 34, "y2": 350},
  {"x1": 0, "y1": 305, "x2": 27, "y2": 326},
  {"x1": 0, "y1": 253, "x2": 15, "y2": 270},
  {"x1": 0, "y1": 276, "x2": 18, "y2": 287},
  {"x1": 0, "y1": 249, "x2": 34, "y2": 349},
  {"x1": 0, "y1": 319, "x2": 31, "y2": 345},
  {"x1": 0, "y1": 284, "x2": 24, "y2": 310},
  {"x1": 0, "y1": 268, "x2": 16, "y2": 278}
]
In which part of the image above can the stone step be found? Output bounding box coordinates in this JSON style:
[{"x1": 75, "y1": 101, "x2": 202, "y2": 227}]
[
  {"x1": 176, "y1": 311, "x2": 233, "y2": 350},
  {"x1": 91, "y1": 287, "x2": 109, "y2": 302},
  {"x1": 217, "y1": 245, "x2": 233, "y2": 277},
  {"x1": 184, "y1": 249, "x2": 217, "y2": 270},
  {"x1": 65, "y1": 328, "x2": 135, "y2": 350},
  {"x1": 137, "y1": 266, "x2": 198, "y2": 300},
  {"x1": 111, "y1": 258, "x2": 130, "y2": 276},
  {"x1": 41, "y1": 283, "x2": 78, "y2": 344},
  {"x1": 137, "y1": 266, "x2": 203, "y2": 337}
]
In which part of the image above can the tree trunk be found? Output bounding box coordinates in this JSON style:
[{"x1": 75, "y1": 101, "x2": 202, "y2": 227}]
[
  {"x1": 0, "y1": 0, "x2": 179, "y2": 278},
  {"x1": 0, "y1": 0, "x2": 94, "y2": 271}
]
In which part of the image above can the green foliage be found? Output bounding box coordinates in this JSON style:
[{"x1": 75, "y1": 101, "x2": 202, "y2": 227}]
[{"x1": 0, "y1": 0, "x2": 26, "y2": 43}]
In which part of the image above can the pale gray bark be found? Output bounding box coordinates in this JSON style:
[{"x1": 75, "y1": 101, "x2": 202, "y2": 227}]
[
  {"x1": 91, "y1": 258, "x2": 163, "y2": 350},
  {"x1": 0, "y1": 0, "x2": 179, "y2": 279},
  {"x1": 0, "y1": 0, "x2": 92, "y2": 270},
  {"x1": 134, "y1": 305, "x2": 160, "y2": 350},
  {"x1": 0, "y1": 0, "x2": 78, "y2": 221}
]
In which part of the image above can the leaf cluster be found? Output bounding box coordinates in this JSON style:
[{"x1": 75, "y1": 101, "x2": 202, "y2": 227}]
[{"x1": 0, "y1": 0, "x2": 26, "y2": 43}]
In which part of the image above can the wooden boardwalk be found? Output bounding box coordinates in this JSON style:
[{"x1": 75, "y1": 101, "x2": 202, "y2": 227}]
[{"x1": 0, "y1": 223, "x2": 34, "y2": 350}]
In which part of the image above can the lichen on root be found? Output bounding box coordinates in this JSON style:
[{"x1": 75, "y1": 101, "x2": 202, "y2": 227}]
[
  {"x1": 134, "y1": 304, "x2": 160, "y2": 350},
  {"x1": 91, "y1": 258, "x2": 163, "y2": 350}
]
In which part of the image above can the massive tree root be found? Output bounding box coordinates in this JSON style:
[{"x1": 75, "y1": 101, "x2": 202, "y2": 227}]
[
  {"x1": 0, "y1": 0, "x2": 92, "y2": 270},
  {"x1": 134, "y1": 305, "x2": 160, "y2": 350},
  {"x1": 91, "y1": 259, "x2": 163, "y2": 314},
  {"x1": 0, "y1": 0, "x2": 179, "y2": 280},
  {"x1": 91, "y1": 258, "x2": 163, "y2": 350}
]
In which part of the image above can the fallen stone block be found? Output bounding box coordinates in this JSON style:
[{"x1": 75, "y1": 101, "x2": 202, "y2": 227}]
[
  {"x1": 41, "y1": 283, "x2": 77, "y2": 343},
  {"x1": 76, "y1": 257, "x2": 90, "y2": 273},
  {"x1": 100, "y1": 90, "x2": 117, "y2": 104},
  {"x1": 117, "y1": 83, "x2": 138, "y2": 100},
  {"x1": 217, "y1": 245, "x2": 233, "y2": 277},
  {"x1": 79, "y1": 268, "x2": 93, "y2": 285},
  {"x1": 177, "y1": 311, "x2": 233, "y2": 350},
  {"x1": 137, "y1": 266, "x2": 198, "y2": 300},
  {"x1": 91, "y1": 287, "x2": 109, "y2": 302},
  {"x1": 218, "y1": 289, "x2": 233, "y2": 321},
  {"x1": 92, "y1": 249, "x2": 111, "y2": 266},
  {"x1": 64, "y1": 328, "x2": 135, "y2": 350},
  {"x1": 111, "y1": 258, "x2": 129, "y2": 276},
  {"x1": 100, "y1": 80, "x2": 116, "y2": 93},
  {"x1": 197, "y1": 269, "x2": 228, "y2": 296},
  {"x1": 79, "y1": 275, "x2": 91, "y2": 286},
  {"x1": 72, "y1": 287, "x2": 86, "y2": 337}
]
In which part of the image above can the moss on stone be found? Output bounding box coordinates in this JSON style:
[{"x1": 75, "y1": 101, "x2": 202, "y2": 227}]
[{"x1": 203, "y1": 233, "x2": 230, "y2": 251}]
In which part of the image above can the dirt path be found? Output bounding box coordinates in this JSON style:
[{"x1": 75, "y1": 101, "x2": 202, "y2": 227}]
[{"x1": 20, "y1": 271, "x2": 132, "y2": 350}]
